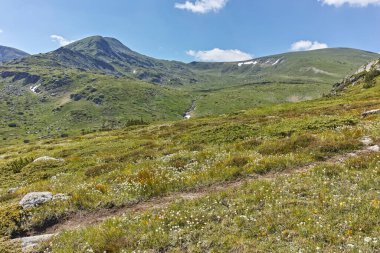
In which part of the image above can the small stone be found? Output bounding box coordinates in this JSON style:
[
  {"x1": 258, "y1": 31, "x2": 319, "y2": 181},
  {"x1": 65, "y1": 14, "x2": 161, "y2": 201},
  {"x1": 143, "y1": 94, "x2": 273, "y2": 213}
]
[
  {"x1": 360, "y1": 136, "x2": 373, "y2": 146},
  {"x1": 8, "y1": 187, "x2": 18, "y2": 194},
  {"x1": 19, "y1": 192, "x2": 53, "y2": 209},
  {"x1": 367, "y1": 145, "x2": 380, "y2": 152},
  {"x1": 20, "y1": 234, "x2": 56, "y2": 252}
]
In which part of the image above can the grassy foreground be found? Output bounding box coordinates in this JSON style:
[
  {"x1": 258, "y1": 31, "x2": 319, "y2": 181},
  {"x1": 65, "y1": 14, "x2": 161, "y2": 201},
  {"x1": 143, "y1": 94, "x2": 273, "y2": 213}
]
[{"x1": 0, "y1": 73, "x2": 379, "y2": 252}]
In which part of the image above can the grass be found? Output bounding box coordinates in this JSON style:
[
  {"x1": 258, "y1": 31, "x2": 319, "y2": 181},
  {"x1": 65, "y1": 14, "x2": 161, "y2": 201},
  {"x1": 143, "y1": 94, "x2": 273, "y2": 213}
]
[
  {"x1": 44, "y1": 153, "x2": 380, "y2": 252},
  {"x1": 0, "y1": 48, "x2": 378, "y2": 145},
  {"x1": 0, "y1": 67, "x2": 379, "y2": 252}
]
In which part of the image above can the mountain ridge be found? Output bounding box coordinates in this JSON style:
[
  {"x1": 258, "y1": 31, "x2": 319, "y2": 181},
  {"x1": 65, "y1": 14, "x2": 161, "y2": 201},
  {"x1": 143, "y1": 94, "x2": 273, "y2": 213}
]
[
  {"x1": 0, "y1": 45, "x2": 29, "y2": 63},
  {"x1": 0, "y1": 35, "x2": 379, "y2": 143},
  {"x1": 7, "y1": 36, "x2": 379, "y2": 86}
]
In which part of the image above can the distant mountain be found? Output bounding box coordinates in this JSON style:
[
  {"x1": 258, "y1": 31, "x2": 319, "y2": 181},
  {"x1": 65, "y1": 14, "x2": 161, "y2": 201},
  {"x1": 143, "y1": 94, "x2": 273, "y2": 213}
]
[
  {"x1": 8, "y1": 36, "x2": 379, "y2": 86},
  {"x1": 189, "y1": 48, "x2": 380, "y2": 85},
  {"x1": 1, "y1": 36, "x2": 379, "y2": 143},
  {"x1": 14, "y1": 36, "x2": 197, "y2": 85},
  {"x1": 0, "y1": 45, "x2": 29, "y2": 63}
]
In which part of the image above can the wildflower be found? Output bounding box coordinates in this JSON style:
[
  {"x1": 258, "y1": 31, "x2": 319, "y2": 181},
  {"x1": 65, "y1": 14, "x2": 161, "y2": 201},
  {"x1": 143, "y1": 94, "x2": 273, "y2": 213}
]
[
  {"x1": 371, "y1": 199, "x2": 379, "y2": 208},
  {"x1": 364, "y1": 237, "x2": 372, "y2": 243}
]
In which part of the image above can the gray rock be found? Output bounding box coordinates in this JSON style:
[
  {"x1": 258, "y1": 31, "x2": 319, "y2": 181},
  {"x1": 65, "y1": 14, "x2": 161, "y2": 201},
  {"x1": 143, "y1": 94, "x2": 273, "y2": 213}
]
[
  {"x1": 8, "y1": 187, "x2": 18, "y2": 194},
  {"x1": 20, "y1": 234, "x2": 56, "y2": 252},
  {"x1": 368, "y1": 145, "x2": 380, "y2": 152},
  {"x1": 360, "y1": 136, "x2": 373, "y2": 146},
  {"x1": 33, "y1": 156, "x2": 64, "y2": 163},
  {"x1": 19, "y1": 192, "x2": 53, "y2": 209}
]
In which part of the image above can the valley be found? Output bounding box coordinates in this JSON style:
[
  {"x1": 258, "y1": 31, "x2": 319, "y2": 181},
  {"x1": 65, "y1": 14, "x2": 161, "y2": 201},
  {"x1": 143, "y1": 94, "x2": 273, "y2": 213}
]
[
  {"x1": 0, "y1": 58, "x2": 380, "y2": 252},
  {"x1": 0, "y1": 27, "x2": 380, "y2": 253},
  {"x1": 0, "y1": 37, "x2": 378, "y2": 145}
]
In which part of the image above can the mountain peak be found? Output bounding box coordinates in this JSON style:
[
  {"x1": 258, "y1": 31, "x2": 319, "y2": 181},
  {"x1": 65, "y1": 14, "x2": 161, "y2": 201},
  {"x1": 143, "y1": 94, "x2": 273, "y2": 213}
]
[
  {"x1": 64, "y1": 36, "x2": 132, "y2": 56},
  {"x1": 0, "y1": 45, "x2": 29, "y2": 63}
]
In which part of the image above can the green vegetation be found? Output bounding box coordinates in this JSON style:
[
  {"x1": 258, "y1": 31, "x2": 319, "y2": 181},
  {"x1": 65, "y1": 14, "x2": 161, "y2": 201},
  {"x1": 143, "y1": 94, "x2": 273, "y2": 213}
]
[
  {"x1": 0, "y1": 70, "x2": 379, "y2": 252},
  {"x1": 0, "y1": 43, "x2": 378, "y2": 145},
  {"x1": 46, "y1": 154, "x2": 380, "y2": 252},
  {"x1": 0, "y1": 37, "x2": 379, "y2": 252}
]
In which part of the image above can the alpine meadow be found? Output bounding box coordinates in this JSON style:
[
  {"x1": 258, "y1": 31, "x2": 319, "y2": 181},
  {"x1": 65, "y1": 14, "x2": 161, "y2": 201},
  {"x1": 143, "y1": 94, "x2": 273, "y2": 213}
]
[{"x1": 0, "y1": 0, "x2": 379, "y2": 252}]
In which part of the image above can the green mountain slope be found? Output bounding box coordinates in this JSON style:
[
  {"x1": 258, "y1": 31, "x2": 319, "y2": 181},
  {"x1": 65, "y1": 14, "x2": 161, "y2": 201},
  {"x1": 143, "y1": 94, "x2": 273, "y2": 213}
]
[
  {"x1": 0, "y1": 46, "x2": 29, "y2": 63},
  {"x1": 0, "y1": 69, "x2": 191, "y2": 144},
  {"x1": 13, "y1": 36, "x2": 198, "y2": 85},
  {"x1": 187, "y1": 49, "x2": 379, "y2": 117},
  {"x1": 0, "y1": 36, "x2": 379, "y2": 144},
  {"x1": 190, "y1": 48, "x2": 377, "y2": 84},
  {"x1": 1, "y1": 58, "x2": 380, "y2": 252}
]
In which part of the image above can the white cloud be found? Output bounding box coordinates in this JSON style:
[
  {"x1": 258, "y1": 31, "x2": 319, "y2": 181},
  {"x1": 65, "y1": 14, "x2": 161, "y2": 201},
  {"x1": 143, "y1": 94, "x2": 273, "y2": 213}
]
[
  {"x1": 187, "y1": 48, "x2": 252, "y2": 62},
  {"x1": 319, "y1": 0, "x2": 380, "y2": 7},
  {"x1": 50, "y1": 35, "x2": 75, "y2": 47},
  {"x1": 290, "y1": 40, "x2": 328, "y2": 51},
  {"x1": 175, "y1": 0, "x2": 228, "y2": 13}
]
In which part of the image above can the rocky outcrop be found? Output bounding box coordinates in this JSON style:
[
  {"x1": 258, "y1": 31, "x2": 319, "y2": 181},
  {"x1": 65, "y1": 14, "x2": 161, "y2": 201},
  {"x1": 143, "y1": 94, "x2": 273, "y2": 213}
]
[
  {"x1": 356, "y1": 59, "x2": 380, "y2": 74},
  {"x1": 333, "y1": 59, "x2": 380, "y2": 92},
  {"x1": 19, "y1": 192, "x2": 53, "y2": 209},
  {"x1": 0, "y1": 71, "x2": 41, "y2": 85},
  {"x1": 19, "y1": 192, "x2": 70, "y2": 209}
]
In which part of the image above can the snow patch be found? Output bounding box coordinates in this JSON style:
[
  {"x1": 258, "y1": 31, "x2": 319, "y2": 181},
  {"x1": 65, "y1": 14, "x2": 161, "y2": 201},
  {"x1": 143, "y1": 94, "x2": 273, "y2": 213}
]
[
  {"x1": 238, "y1": 61, "x2": 257, "y2": 67},
  {"x1": 30, "y1": 84, "x2": 41, "y2": 94},
  {"x1": 272, "y1": 59, "x2": 281, "y2": 66}
]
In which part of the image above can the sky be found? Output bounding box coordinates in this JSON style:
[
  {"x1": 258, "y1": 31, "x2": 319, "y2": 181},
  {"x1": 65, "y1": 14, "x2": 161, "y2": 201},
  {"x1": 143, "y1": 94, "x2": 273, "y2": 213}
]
[{"x1": 0, "y1": 0, "x2": 379, "y2": 62}]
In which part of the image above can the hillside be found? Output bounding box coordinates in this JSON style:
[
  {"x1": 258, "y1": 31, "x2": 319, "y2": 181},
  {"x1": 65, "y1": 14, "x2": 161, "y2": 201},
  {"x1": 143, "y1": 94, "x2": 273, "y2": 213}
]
[
  {"x1": 11, "y1": 36, "x2": 198, "y2": 85},
  {"x1": 1, "y1": 59, "x2": 380, "y2": 252},
  {"x1": 0, "y1": 36, "x2": 378, "y2": 144},
  {"x1": 0, "y1": 46, "x2": 29, "y2": 63}
]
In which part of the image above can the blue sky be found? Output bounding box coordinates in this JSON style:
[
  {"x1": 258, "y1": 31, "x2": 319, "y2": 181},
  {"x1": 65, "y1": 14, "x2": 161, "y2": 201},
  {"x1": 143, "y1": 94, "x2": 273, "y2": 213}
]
[{"x1": 0, "y1": 0, "x2": 379, "y2": 62}]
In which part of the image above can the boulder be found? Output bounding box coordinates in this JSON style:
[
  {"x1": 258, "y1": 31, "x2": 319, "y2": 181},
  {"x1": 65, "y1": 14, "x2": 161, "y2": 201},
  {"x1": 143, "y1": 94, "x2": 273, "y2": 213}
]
[
  {"x1": 20, "y1": 234, "x2": 56, "y2": 252},
  {"x1": 33, "y1": 156, "x2": 64, "y2": 163},
  {"x1": 19, "y1": 192, "x2": 53, "y2": 209}
]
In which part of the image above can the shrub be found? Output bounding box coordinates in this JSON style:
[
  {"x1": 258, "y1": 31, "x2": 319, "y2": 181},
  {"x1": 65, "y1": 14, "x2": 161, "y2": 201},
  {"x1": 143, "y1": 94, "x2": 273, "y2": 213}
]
[
  {"x1": 169, "y1": 156, "x2": 192, "y2": 169},
  {"x1": 258, "y1": 134, "x2": 317, "y2": 155},
  {"x1": 226, "y1": 156, "x2": 250, "y2": 167},
  {"x1": 363, "y1": 69, "x2": 380, "y2": 88},
  {"x1": 236, "y1": 138, "x2": 262, "y2": 150},
  {"x1": 6, "y1": 157, "x2": 34, "y2": 174},
  {"x1": 0, "y1": 204, "x2": 26, "y2": 238},
  {"x1": 85, "y1": 163, "x2": 120, "y2": 177}
]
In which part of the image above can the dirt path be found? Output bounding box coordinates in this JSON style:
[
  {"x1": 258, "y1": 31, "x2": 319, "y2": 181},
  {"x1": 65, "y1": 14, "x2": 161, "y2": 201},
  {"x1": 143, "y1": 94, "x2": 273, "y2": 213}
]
[{"x1": 33, "y1": 145, "x2": 374, "y2": 236}]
